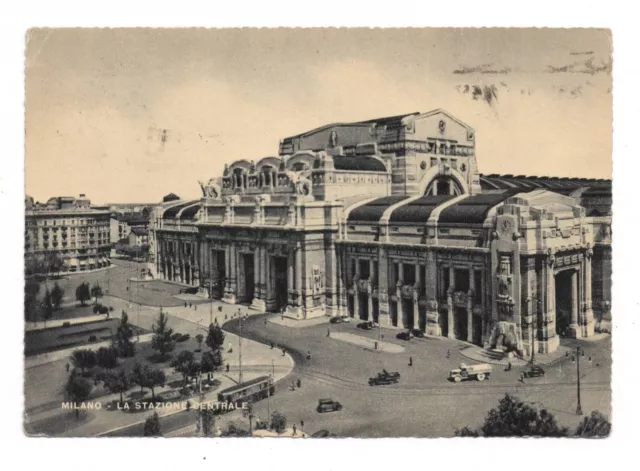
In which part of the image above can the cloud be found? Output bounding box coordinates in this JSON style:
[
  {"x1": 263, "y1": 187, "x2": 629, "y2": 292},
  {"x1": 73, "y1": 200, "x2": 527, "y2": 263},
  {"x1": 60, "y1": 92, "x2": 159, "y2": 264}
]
[
  {"x1": 452, "y1": 63, "x2": 511, "y2": 75},
  {"x1": 547, "y1": 57, "x2": 612, "y2": 75}
]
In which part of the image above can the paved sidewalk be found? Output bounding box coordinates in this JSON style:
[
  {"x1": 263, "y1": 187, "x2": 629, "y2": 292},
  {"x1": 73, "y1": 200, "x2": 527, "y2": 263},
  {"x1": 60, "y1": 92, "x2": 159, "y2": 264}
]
[
  {"x1": 269, "y1": 315, "x2": 330, "y2": 328},
  {"x1": 330, "y1": 332, "x2": 405, "y2": 353},
  {"x1": 25, "y1": 314, "x2": 109, "y2": 332}
]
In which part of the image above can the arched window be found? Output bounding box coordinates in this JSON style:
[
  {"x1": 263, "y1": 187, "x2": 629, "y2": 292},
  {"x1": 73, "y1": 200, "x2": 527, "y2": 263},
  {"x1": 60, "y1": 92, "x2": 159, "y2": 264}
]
[
  {"x1": 261, "y1": 165, "x2": 274, "y2": 187},
  {"x1": 425, "y1": 176, "x2": 464, "y2": 196},
  {"x1": 233, "y1": 168, "x2": 246, "y2": 189}
]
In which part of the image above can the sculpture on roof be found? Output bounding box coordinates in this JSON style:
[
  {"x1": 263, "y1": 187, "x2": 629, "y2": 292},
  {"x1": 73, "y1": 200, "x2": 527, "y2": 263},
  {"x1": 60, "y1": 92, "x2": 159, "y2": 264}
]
[
  {"x1": 284, "y1": 170, "x2": 312, "y2": 196},
  {"x1": 198, "y1": 178, "x2": 222, "y2": 200}
]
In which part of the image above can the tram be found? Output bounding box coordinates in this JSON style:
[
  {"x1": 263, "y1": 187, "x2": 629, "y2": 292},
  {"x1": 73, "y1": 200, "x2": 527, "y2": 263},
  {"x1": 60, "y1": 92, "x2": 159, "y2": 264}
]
[{"x1": 217, "y1": 375, "x2": 274, "y2": 404}]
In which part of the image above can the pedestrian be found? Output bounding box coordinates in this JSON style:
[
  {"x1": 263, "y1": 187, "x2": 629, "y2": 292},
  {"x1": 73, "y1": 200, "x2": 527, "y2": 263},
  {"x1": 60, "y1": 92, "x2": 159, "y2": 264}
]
[
  {"x1": 264, "y1": 318, "x2": 267, "y2": 325},
  {"x1": 184, "y1": 302, "x2": 187, "y2": 308},
  {"x1": 225, "y1": 314, "x2": 228, "y2": 320},
  {"x1": 409, "y1": 356, "x2": 413, "y2": 367},
  {"x1": 520, "y1": 373, "x2": 525, "y2": 383},
  {"x1": 293, "y1": 424, "x2": 297, "y2": 436},
  {"x1": 195, "y1": 305, "x2": 197, "y2": 311},
  {"x1": 65, "y1": 362, "x2": 70, "y2": 372},
  {"x1": 374, "y1": 341, "x2": 378, "y2": 350},
  {"x1": 446, "y1": 349, "x2": 450, "y2": 358},
  {"x1": 327, "y1": 328, "x2": 330, "y2": 337},
  {"x1": 189, "y1": 302, "x2": 192, "y2": 308},
  {"x1": 296, "y1": 378, "x2": 301, "y2": 388},
  {"x1": 282, "y1": 348, "x2": 286, "y2": 357},
  {"x1": 300, "y1": 419, "x2": 304, "y2": 433},
  {"x1": 218, "y1": 306, "x2": 223, "y2": 312},
  {"x1": 226, "y1": 363, "x2": 230, "y2": 373}
]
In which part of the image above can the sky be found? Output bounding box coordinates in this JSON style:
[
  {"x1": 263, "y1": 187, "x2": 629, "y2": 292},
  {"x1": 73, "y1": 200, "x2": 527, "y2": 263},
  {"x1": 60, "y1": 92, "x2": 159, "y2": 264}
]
[{"x1": 25, "y1": 28, "x2": 612, "y2": 204}]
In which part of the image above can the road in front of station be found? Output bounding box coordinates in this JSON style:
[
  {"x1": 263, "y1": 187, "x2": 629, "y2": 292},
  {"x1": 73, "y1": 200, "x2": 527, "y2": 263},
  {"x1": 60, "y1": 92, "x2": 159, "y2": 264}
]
[{"x1": 106, "y1": 314, "x2": 610, "y2": 438}]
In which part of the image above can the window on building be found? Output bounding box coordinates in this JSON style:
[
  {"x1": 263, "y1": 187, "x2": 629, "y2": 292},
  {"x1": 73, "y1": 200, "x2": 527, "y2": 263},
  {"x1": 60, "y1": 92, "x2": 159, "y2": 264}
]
[
  {"x1": 455, "y1": 269, "x2": 470, "y2": 293},
  {"x1": 474, "y1": 270, "x2": 482, "y2": 304},
  {"x1": 403, "y1": 264, "x2": 416, "y2": 286},
  {"x1": 359, "y1": 259, "x2": 370, "y2": 280}
]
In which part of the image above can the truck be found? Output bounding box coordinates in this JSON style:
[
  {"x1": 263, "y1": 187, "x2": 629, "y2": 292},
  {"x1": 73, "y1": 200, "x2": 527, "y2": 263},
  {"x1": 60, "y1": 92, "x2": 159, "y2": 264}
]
[{"x1": 448, "y1": 363, "x2": 492, "y2": 383}]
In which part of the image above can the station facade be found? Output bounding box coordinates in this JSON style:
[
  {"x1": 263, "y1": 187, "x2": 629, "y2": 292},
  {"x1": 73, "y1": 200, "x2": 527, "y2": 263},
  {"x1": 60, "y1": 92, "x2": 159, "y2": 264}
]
[{"x1": 151, "y1": 110, "x2": 612, "y2": 355}]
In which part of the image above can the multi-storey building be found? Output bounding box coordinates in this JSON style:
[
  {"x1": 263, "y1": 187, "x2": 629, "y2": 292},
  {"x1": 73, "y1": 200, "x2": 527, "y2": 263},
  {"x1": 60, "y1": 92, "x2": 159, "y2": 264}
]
[
  {"x1": 110, "y1": 211, "x2": 150, "y2": 243},
  {"x1": 25, "y1": 194, "x2": 112, "y2": 273},
  {"x1": 152, "y1": 110, "x2": 612, "y2": 355}
]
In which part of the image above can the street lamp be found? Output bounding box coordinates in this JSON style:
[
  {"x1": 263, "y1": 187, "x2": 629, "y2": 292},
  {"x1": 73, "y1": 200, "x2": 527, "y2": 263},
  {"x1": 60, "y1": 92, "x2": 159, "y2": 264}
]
[
  {"x1": 576, "y1": 346, "x2": 583, "y2": 415},
  {"x1": 238, "y1": 310, "x2": 244, "y2": 384}
]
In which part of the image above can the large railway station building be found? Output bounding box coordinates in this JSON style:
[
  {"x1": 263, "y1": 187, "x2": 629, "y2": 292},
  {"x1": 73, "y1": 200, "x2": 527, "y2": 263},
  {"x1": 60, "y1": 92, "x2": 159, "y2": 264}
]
[{"x1": 151, "y1": 110, "x2": 612, "y2": 355}]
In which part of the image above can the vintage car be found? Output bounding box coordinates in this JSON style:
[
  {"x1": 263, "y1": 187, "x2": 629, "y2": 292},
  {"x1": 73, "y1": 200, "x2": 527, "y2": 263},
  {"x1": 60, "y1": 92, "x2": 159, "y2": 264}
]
[
  {"x1": 316, "y1": 398, "x2": 343, "y2": 413},
  {"x1": 523, "y1": 365, "x2": 546, "y2": 378},
  {"x1": 396, "y1": 331, "x2": 413, "y2": 341},
  {"x1": 448, "y1": 363, "x2": 493, "y2": 382},
  {"x1": 330, "y1": 315, "x2": 350, "y2": 324},
  {"x1": 357, "y1": 321, "x2": 374, "y2": 330},
  {"x1": 410, "y1": 329, "x2": 425, "y2": 338},
  {"x1": 369, "y1": 370, "x2": 400, "y2": 386}
]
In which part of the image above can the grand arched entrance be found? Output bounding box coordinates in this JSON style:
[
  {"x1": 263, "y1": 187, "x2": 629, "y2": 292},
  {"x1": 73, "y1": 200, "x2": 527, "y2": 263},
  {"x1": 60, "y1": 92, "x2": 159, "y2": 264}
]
[
  {"x1": 555, "y1": 270, "x2": 573, "y2": 337},
  {"x1": 272, "y1": 256, "x2": 288, "y2": 312}
]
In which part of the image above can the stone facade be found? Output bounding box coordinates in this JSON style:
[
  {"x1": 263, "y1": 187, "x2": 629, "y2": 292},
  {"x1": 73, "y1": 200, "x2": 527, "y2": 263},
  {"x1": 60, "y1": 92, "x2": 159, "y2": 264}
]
[{"x1": 152, "y1": 109, "x2": 612, "y2": 355}]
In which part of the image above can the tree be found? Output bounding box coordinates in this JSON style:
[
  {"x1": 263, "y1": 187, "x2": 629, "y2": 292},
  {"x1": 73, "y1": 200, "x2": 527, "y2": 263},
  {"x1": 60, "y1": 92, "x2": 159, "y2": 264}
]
[
  {"x1": 575, "y1": 411, "x2": 611, "y2": 437},
  {"x1": 146, "y1": 368, "x2": 166, "y2": 401},
  {"x1": 91, "y1": 282, "x2": 104, "y2": 305},
  {"x1": 69, "y1": 349, "x2": 96, "y2": 375},
  {"x1": 199, "y1": 408, "x2": 217, "y2": 437},
  {"x1": 24, "y1": 279, "x2": 40, "y2": 322},
  {"x1": 115, "y1": 311, "x2": 136, "y2": 357},
  {"x1": 454, "y1": 426, "x2": 480, "y2": 437},
  {"x1": 44, "y1": 252, "x2": 64, "y2": 277},
  {"x1": 143, "y1": 412, "x2": 162, "y2": 436},
  {"x1": 270, "y1": 411, "x2": 287, "y2": 434},
  {"x1": 171, "y1": 350, "x2": 196, "y2": 387},
  {"x1": 96, "y1": 346, "x2": 119, "y2": 371},
  {"x1": 66, "y1": 371, "x2": 93, "y2": 419},
  {"x1": 201, "y1": 349, "x2": 223, "y2": 381},
  {"x1": 75, "y1": 283, "x2": 91, "y2": 306},
  {"x1": 206, "y1": 322, "x2": 225, "y2": 352},
  {"x1": 461, "y1": 394, "x2": 569, "y2": 437},
  {"x1": 42, "y1": 288, "x2": 54, "y2": 327},
  {"x1": 50, "y1": 282, "x2": 65, "y2": 310},
  {"x1": 102, "y1": 370, "x2": 131, "y2": 404},
  {"x1": 151, "y1": 310, "x2": 175, "y2": 358},
  {"x1": 195, "y1": 333, "x2": 204, "y2": 351},
  {"x1": 132, "y1": 362, "x2": 150, "y2": 396}
]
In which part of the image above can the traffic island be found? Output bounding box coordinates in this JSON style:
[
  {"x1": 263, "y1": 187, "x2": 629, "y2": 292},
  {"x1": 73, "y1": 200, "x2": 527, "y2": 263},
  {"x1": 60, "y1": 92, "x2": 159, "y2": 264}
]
[
  {"x1": 330, "y1": 332, "x2": 405, "y2": 353},
  {"x1": 459, "y1": 344, "x2": 570, "y2": 366}
]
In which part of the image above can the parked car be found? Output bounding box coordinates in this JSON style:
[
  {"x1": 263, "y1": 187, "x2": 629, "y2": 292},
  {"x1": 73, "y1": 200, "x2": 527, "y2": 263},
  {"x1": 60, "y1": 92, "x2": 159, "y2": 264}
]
[
  {"x1": 396, "y1": 331, "x2": 413, "y2": 341},
  {"x1": 339, "y1": 315, "x2": 351, "y2": 323},
  {"x1": 411, "y1": 329, "x2": 425, "y2": 338},
  {"x1": 523, "y1": 365, "x2": 545, "y2": 378},
  {"x1": 357, "y1": 321, "x2": 374, "y2": 330},
  {"x1": 330, "y1": 316, "x2": 350, "y2": 324},
  {"x1": 316, "y1": 398, "x2": 343, "y2": 413}
]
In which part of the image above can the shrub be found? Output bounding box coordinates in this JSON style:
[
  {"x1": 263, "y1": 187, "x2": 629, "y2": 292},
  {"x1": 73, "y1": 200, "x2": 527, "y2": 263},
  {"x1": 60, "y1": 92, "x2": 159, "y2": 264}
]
[
  {"x1": 171, "y1": 332, "x2": 182, "y2": 341},
  {"x1": 177, "y1": 333, "x2": 190, "y2": 343},
  {"x1": 88, "y1": 335, "x2": 98, "y2": 343},
  {"x1": 63, "y1": 321, "x2": 71, "y2": 327},
  {"x1": 99, "y1": 306, "x2": 109, "y2": 314}
]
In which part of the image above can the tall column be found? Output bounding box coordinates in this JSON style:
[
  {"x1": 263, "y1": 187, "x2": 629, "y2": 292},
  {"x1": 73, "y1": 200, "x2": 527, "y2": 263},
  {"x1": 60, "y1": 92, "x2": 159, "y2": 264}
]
[
  {"x1": 447, "y1": 265, "x2": 455, "y2": 339},
  {"x1": 425, "y1": 251, "x2": 440, "y2": 336},
  {"x1": 250, "y1": 245, "x2": 266, "y2": 311},
  {"x1": 584, "y1": 251, "x2": 595, "y2": 336},
  {"x1": 544, "y1": 258, "x2": 558, "y2": 351},
  {"x1": 223, "y1": 242, "x2": 236, "y2": 304},
  {"x1": 367, "y1": 290, "x2": 373, "y2": 322},
  {"x1": 328, "y1": 240, "x2": 338, "y2": 316},
  {"x1": 569, "y1": 268, "x2": 580, "y2": 338},
  {"x1": 295, "y1": 242, "x2": 302, "y2": 305},
  {"x1": 377, "y1": 246, "x2": 391, "y2": 327},
  {"x1": 411, "y1": 263, "x2": 420, "y2": 330},
  {"x1": 467, "y1": 267, "x2": 475, "y2": 343}
]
